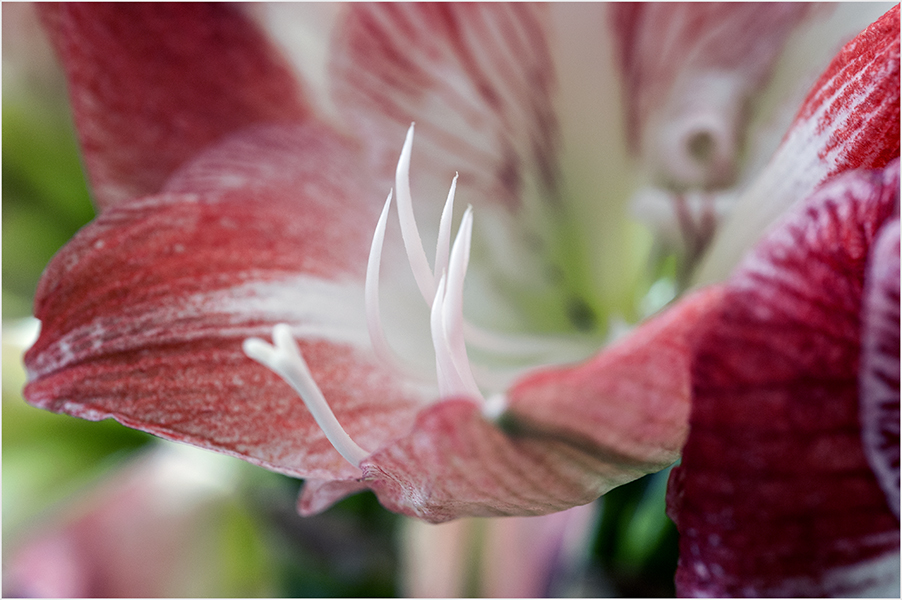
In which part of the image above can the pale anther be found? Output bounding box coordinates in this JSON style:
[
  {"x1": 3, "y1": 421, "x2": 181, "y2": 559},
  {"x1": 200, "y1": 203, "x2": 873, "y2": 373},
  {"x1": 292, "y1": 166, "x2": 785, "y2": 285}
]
[{"x1": 243, "y1": 324, "x2": 369, "y2": 468}]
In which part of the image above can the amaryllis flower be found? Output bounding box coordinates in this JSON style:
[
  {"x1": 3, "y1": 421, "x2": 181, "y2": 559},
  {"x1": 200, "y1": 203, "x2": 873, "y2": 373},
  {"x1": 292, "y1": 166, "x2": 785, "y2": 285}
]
[
  {"x1": 5, "y1": 444, "x2": 256, "y2": 598},
  {"x1": 22, "y1": 0, "x2": 896, "y2": 536}
]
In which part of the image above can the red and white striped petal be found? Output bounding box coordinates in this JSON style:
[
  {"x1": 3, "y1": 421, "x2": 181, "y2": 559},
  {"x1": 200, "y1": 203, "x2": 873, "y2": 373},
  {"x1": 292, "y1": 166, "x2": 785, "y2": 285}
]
[
  {"x1": 507, "y1": 286, "x2": 723, "y2": 474},
  {"x1": 669, "y1": 163, "x2": 900, "y2": 597},
  {"x1": 610, "y1": 3, "x2": 815, "y2": 189},
  {"x1": 330, "y1": 3, "x2": 559, "y2": 212},
  {"x1": 329, "y1": 3, "x2": 601, "y2": 336},
  {"x1": 23, "y1": 124, "x2": 425, "y2": 481},
  {"x1": 696, "y1": 5, "x2": 900, "y2": 283},
  {"x1": 860, "y1": 215, "x2": 901, "y2": 519},
  {"x1": 40, "y1": 3, "x2": 308, "y2": 210}
]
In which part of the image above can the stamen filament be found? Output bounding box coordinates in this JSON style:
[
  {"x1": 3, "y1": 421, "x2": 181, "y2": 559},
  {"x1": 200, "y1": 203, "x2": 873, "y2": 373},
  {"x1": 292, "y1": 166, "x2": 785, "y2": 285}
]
[
  {"x1": 243, "y1": 324, "x2": 369, "y2": 468},
  {"x1": 442, "y1": 206, "x2": 481, "y2": 399},
  {"x1": 430, "y1": 275, "x2": 457, "y2": 394},
  {"x1": 365, "y1": 191, "x2": 396, "y2": 366},
  {"x1": 395, "y1": 123, "x2": 437, "y2": 303}
]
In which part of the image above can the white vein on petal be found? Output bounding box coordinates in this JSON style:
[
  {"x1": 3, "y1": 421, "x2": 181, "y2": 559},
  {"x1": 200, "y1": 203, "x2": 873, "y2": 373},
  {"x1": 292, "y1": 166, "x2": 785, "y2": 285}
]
[{"x1": 29, "y1": 275, "x2": 370, "y2": 380}]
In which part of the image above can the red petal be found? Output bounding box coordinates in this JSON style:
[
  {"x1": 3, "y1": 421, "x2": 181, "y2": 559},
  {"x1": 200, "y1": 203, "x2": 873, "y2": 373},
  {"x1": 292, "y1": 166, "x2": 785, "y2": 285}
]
[
  {"x1": 696, "y1": 6, "x2": 901, "y2": 283},
  {"x1": 860, "y1": 216, "x2": 901, "y2": 519},
  {"x1": 670, "y1": 164, "x2": 900, "y2": 596},
  {"x1": 507, "y1": 286, "x2": 724, "y2": 473},
  {"x1": 23, "y1": 124, "x2": 420, "y2": 481},
  {"x1": 296, "y1": 479, "x2": 371, "y2": 517},
  {"x1": 610, "y1": 3, "x2": 815, "y2": 189},
  {"x1": 793, "y1": 4, "x2": 901, "y2": 177},
  {"x1": 39, "y1": 3, "x2": 308, "y2": 209},
  {"x1": 330, "y1": 3, "x2": 558, "y2": 211},
  {"x1": 362, "y1": 399, "x2": 622, "y2": 524}
]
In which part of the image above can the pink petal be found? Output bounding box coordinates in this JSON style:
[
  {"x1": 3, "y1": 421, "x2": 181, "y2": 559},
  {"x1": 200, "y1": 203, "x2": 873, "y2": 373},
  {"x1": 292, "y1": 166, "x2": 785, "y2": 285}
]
[
  {"x1": 669, "y1": 163, "x2": 900, "y2": 596},
  {"x1": 859, "y1": 216, "x2": 900, "y2": 519},
  {"x1": 696, "y1": 6, "x2": 900, "y2": 282},
  {"x1": 362, "y1": 399, "x2": 616, "y2": 524},
  {"x1": 296, "y1": 479, "x2": 371, "y2": 517},
  {"x1": 40, "y1": 3, "x2": 308, "y2": 210},
  {"x1": 507, "y1": 286, "x2": 724, "y2": 473},
  {"x1": 610, "y1": 3, "x2": 815, "y2": 189},
  {"x1": 330, "y1": 3, "x2": 558, "y2": 210},
  {"x1": 23, "y1": 124, "x2": 421, "y2": 481},
  {"x1": 5, "y1": 445, "x2": 239, "y2": 598}
]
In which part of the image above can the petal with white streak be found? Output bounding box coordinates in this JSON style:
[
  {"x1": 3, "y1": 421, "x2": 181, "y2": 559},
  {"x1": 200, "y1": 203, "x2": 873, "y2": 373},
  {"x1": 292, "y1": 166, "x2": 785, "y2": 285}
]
[
  {"x1": 330, "y1": 3, "x2": 559, "y2": 211},
  {"x1": 860, "y1": 216, "x2": 901, "y2": 519},
  {"x1": 23, "y1": 124, "x2": 425, "y2": 481},
  {"x1": 669, "y1": 163, "x2": 900, "y2": 597},
  {"x1": 696, "y1": 5, "x2": 900, "y2": 283}
]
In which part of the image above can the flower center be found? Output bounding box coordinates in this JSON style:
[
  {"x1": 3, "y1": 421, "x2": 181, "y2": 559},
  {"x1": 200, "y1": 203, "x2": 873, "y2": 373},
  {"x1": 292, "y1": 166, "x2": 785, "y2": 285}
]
[{"x1": 243, "y1": 124, "x2": 488, "y2": 468}]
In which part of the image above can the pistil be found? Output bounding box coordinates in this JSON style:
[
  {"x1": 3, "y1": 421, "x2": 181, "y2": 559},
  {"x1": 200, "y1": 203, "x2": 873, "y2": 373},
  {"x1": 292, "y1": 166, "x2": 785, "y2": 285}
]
[{"x1": 243, "y1": 324, "x2": 370, "y2": 467}]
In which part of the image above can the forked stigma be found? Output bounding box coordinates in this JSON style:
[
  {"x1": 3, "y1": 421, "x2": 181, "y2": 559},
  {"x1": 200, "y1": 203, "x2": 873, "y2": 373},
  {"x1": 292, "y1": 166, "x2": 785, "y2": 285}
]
[{"x1": 243, "y1": 325, "x2": 369, "y2": 468}]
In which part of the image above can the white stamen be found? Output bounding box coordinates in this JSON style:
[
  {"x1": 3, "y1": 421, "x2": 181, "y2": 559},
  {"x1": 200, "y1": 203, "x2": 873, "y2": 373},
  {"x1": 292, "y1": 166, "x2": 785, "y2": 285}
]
[
  {"x1": 441, "y1": 206, "x2": 481, "y2": 400},
  {"x1": 242, "y1": 131, "x2": 507, "y2": 472},
  {"x1": 365, "y1": 191, "x2": 397, "y2": 367},
  {"x1": 434, "y1": 172, "x2": 459, "y2": 283},
  {"x1": 243, "y1": 324, "x2": 369, "y2": 468},
  {"x1": 396, "y1": 123, "x2": 437, "y2": 303},
  {"x1": 430, "y1": 274, "x2": 457, "y2": 394}
]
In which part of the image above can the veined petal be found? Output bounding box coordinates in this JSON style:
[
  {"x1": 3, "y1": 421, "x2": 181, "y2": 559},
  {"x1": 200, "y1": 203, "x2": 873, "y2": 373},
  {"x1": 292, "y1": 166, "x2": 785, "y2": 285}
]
[
  {"x1": 362, "y1": 399, "x2": 635, "y2": 524},
  {"x1": 357, "y1": 287, "x2": 720, "y2": 523},
  {"x1": 859, "y1": 216, "x2": 900, "y2": 519},
  {"x1": 329, "y1": 3, "x2": 626, "y2": 335},
  {"x1": 330, "y1": 3, "x2": 558, "y2": 211},
  {"x1": 39, "y1": 3, "x2": 308, "y2": 209},
  {"x1": 610, "y1": 2, "x2": 815, "y2": 189},
  {"x1": 23, "y1": 124, "x2": 425, "y2": 481},
  {"x1": 507, "y1": 286, "x2": 724, "y2": 473},
  {"x1": 696, "y1": 5, "x2": 900, "y2": 283},
  {"x1": 669, "y1": 163, "x2": 900, "y2": 597}
]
